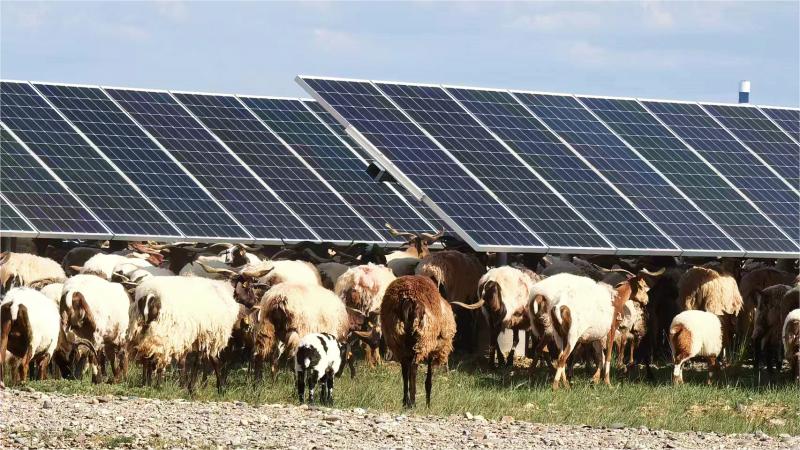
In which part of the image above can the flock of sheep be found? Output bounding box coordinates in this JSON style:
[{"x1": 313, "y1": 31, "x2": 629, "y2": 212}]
[{"x1": 1, "y1": 228, "x2": 799, "y2": 408}]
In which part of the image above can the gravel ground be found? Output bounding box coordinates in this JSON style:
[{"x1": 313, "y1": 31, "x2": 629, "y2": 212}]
[{"x1": 1, "y1": 388, "x2": 796, "y2": 449}]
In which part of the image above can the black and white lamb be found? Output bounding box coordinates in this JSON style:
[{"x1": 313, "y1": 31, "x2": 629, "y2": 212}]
[{"x1": 294, "y1": 332, "x2": 347, "y2": 405}]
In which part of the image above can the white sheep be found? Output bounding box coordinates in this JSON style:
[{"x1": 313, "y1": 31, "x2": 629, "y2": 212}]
[
  {"x1": 294, "y1": 332, "x2": 347, "y2": 405},
  {"x1": 61, "y1": 274, "x2": 130, "y2": 382},
  {"x1": 131, "y1": 276, "x2": 239, "y2": 392},
  {"x1": 531, "y1": 273, "x2": 615, "y2": 389},
  {"x1": 39, "y1": 283, "x2": 64, "y2": 305},
  {"x1": 77, "y1": 253, "x2": 150, "y2": 280},
  {"x1": 253, "y1": 282, "x2": 348, "y2": 380},
  {"x1": 669, "y1": 310, "x2": 723, "y2": 385},
  {"x1": 0, "y1": 287, "x2": 61, "y2": 383},
  {"x1": 783, "y1": 309, "x2": 800, "y2": 383},
  {"x1": 0, "y1": 252, "x2": 66, "y2": 289}
]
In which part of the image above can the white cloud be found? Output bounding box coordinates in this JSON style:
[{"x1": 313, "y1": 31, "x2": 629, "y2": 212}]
[
  {"x1": 311, "y1": 28, "x2": 361, "y2": 53},
  {"x1": 641, "y1": 1, "x2": 675, "y2": 30},
  {"x1": 155, "y1": 0, "x2": 189, "y2": 22},
  {"x1": 509, "y1": 11, "x2": 603, "y2": 32}
]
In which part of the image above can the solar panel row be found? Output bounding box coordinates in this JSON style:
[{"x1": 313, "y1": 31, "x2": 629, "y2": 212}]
[
  {"x1": 1, "y1": 81, "x2": 437, "y2": 244},
  {"x1": 297, "y1": 76, "x2": 799, "y2": 257}
]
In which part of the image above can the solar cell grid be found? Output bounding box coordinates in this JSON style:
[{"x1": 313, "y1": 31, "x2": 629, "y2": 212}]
[
  {"x1": 760, "y1": 107, "x2": 800, "y2": 141},
  {"x1": 34, "y1": 83, "x2": 251, "y2": 241},
  {"x1": 0, "y1": 81, "x2": 178, "y2": 238},
  {"x1": 173, "y1": 92, "x2": 382, "y2": 243},
  {"x1": 376, "y1": 82, "x2": 611, "y2": 251},
  {"x1": 303, "y1": 100, "x2": 452, "y2": 234},
  {"x1": 299, "y1": 77, "x2": 542, "y2": 249},
  {"x1": 240, "y1": 96, "x2": 434, "y2": 242},
  {"x1": 0, "y1": 194, "x2": 37, "y2": 235},
  {"x1": 447, "y1": 87, "x2": 675, "y2": 252},
  {"x1": 510, "y1": 92, "x2": 741, "y2": 254},
  {"x1": 701, "y1": 104, "x2": 799, "y2": 187},
  {"x1": 0, "y1": 127, "x2": 108, "y2": 236},
  {"x1": 643, "y1": 101, "x2": 800, "y2": 242},
  {"x1": 580, "y1": 96, "x2": 797, "y2": 254},
  {"x1": 105, "y1": 88, "x2": 316, "y2": 242}
]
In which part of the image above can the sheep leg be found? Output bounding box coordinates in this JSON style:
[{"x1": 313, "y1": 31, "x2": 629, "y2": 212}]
[
  {"x1": 306, "y1": 371, "x2": 317, "y2": 405},
  {"x1": 296, "y1": 370, "x2": 305, "y2": 403},
  {"x1": 408, "y1": 362, "x2": 418, "y2": 408},
  {"x1": 187, "y1": 352, "x2": 200, "y2": 394},
  {"x1": 488, "y1": 326, "x2": 500, "y2": 369},
  {"x1": 591, "y1": 340, "x2": 604, "y2": 384},
  {"x1": 707, "y1": 356, "x2": 718, "y2": 386},
  {"x1": 507, "y1": 329, "x2": 519, "y2": 367},
  {"x1": 104, "y1": 343, "x2": 117, "y2": 383},
  {"x1": 210, "y1": 356, "x2": 224, "y2": 394},
  {"x1": 401, "y1": 361, "x2": 411, "y2": 408},
  {"x1": 325, "y1": 368, "x2": 335, "y2": 405},
  {"x1": 672, "y1": 355, "x2": 688, "y2": 385},
  {"x1": 37, "y1": 356, "x2": 50, "y2": 381},
  {"x1": 425, "y1": 360, "x2": 433, "y2": 408},
  {"x1": 553, "y1": 344, "x2": 572, "y2": 390}
]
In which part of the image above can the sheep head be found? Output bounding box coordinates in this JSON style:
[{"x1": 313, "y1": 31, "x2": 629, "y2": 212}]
[{"x1": 385, "y1": 223, "x2": 445, "y2": 259}]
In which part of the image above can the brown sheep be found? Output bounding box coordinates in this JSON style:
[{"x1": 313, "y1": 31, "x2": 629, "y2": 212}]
[
  {"x1": 381, "y1": 276, "x2": 456, "y2": 408},
  {"x1": 416, "y1": 250, "x2": 485, "y2": 352},
  {"x1": 751, "y1": 285, "x2": 793, "y2": 378},
  {"x1": 738, "y1": 267, "x2": 796, "y2": 341}
]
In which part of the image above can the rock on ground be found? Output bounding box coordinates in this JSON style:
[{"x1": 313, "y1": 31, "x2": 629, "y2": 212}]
[{"x1": 0, "y1": 388, "x2": 795, "y2": 449}]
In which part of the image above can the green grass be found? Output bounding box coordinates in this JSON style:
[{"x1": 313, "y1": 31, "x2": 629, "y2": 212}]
[{"x1": 16, "y1": 359, "x2": 800, "y2": 436}]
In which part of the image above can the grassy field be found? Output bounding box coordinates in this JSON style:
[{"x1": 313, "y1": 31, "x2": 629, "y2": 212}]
[{"x1": 16, "y1": 358, "x2": 800, "y2": 436}]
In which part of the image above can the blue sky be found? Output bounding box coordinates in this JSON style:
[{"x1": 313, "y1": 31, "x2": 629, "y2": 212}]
[{"x1": 2, "y1": 1, "x2": 798, "y2": 106}]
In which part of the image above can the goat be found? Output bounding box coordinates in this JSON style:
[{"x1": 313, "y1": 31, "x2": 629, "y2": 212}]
[
  {"x1": 252, "y1": 282, "x2": 349, "y2": 380},
  {"x1": 476, "y1": 266, "x2": 539, "y2": 368},
  {"x1": 0, "y1": 288, "x2": 63, "y2": 384},
  {"x1": 384, "y1": 223, "x2": 444, "y2": 262},
  {"x1": 294, "y1": 333, "x2": 347, "y2": 405},
  {"x1": 0, "y1": 252, "x2": 66, "y2": 292},
  {"x1": 783, "y1": 309, "x2": 800, "y2": 383},
  {"x1": 381, "y1": 276, "x2": 456, "y2": 408},
  {"x1": 130, "y1": 276, "x2": 239, "y2": 392},
  {"x1": 669, "y1": 310, "x2": 723, "y2": 385},
  {"x1": 738, "y1": 267, "x2": 796, "y2": 344},
  {"x1": 60, "y1": 274, "x2": 130, "y2": 383}
]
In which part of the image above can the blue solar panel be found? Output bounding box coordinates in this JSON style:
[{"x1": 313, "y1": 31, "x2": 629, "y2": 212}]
[
  {"x1": 105, "y1": 88, "x2": 316, "y2": 242},
  {"x1": 0, "y1": 127, "x2": 108, "y2": 236},
  {"x1": 447, "y1": 87, "x2": 675, "y2": 252},
  {"x1": 701, "y1": 104, "x2": 799, "y2": 187},
  {"x1": 760, "y1": 107, "x2": 800, "y2": 141},
  {"x1": 375, "y1": 83, "x2": 612, "y2": 251},
  {"x1": 305, "y1": 100, "x2": 452, "y2": 234},
  {"x1": 239, "y1": 96, "x2": 434, "y2": 242},
  {"x1": 643, "y1": 101, "x2": 799, "y2": 241},
  {"x1": 0, "y1": 194, "x2": 36, "y2": 235},
  {"x1": 34, "y1": 83, "x2": 251, "y2": 241},
  {"x1": 0, "y1": 81, "x2": 179, "y2": 239},
  {"x1": 173, "y1": 93, "x2": 382, "y2": 243},
  {"x1": 298, "y1": 78, "x2": 542, "y2": 249},
  {"x1": 580, "y1": 96, "x2": 797, "y2": 255}
]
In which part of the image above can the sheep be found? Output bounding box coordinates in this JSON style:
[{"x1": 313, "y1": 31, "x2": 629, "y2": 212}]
[
  {"x1": 387, "y1": 257, "x2": 421, "y2": 277},
  {"x1": 60, "y1": 274, "x2": 130, "y2": 383},
  {"x1": 130, "y1": 276, "x2": 239, "y2": 392},
  {"x1": 669, "y1": 310, "x2": 723, "y2": 385},
  {"x1": 317, "y1": 262, "x2": 350, "y2": 290},
  {"x1": 613, "y1": 300, "x2": 646, "y2": 372},
  {"x1": 252, "y1": 282, "x2": 349, "y2": 380},
  {"x1": 0, "y1": 252, "x2": 66, "y2": 291},
  {"x1": 738, "y1": 267, "x2": 796, "y2": 343},
  {"x1": 381, "y1": 275, "x2": 456, "y2": 408},
  {"x1": 678, "y1": 264, "x2": 743, "y2": 359},
  {"x1": 74, "y1": 253, "x2": 151, "y2": 280},
  {"x1": 61, "y1": 247, "x2": 104, "y2": 276},
  {"x1": 384, "y1": 223, "x2": 444, "y2": 262},
  {"x1": 416, "y1": 250, "x2": 485, "y2": 353},
  {"x1": 783, "y1": 309, "x2": 800, "y2": 383},
  {"x1": 200, "y1": 259, "x2": 322, "y2": 307},
  {"x1": 535, "y1": 273, "x2": 615, "y2": 389},
  {"x1": 475, "y1": 266, "x2": 539, "y2": 368},
  {"x1": 294, "y1": 333, "x2": 347, "y2": 405},
  {"x1": 336, "y1": 263, "x2": 396, "y2": 366},
  {"x1": 751, "y1": 285, "x2": 793, "y2": 378},
  {"x1": 0, "y1": 288, "x2": 62, "y2": 384}
]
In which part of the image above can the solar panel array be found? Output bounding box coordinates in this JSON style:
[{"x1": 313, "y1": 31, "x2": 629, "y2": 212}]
[
  {"x1": 298, "y1": 76, "x2": 798, "y2": 257},
  {"x1": 2, "y1": 77, "x2": 797, "y2": 257}
]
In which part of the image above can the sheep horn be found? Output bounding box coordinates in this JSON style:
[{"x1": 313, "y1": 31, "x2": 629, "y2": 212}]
[
  {"x1": 351, "y1": 330, "x2": 372, "y2": 339},
  {"x1": 303, "y1": 248, "x2": 333, "y2": 264},
  {"x1": 238, "y1": 244, "x2": 260, "y2": 251},
  {"x1": 385, "y1": 223, "x2": 416, "y2": 239},
  {"x1": 346, "y1": 307, "x2": 366, "y2": 318},
  {"x1": 242, "y1": 267, "x2": 275, "y2": 279},
  {"x1": 69, "y1": 265, "x2": 84, "y2": 274},
  {"x1": 71, "y1": 337, "x2": 98, "y2": 358},
  {"x1": 419, "y1": 227, "x2": 445, "y2": 242},
  {"x1": 594, "y1": 264, "x2": 636, "y2": 277},
  {"x1": 197, "y1": 262, "x2": 238, "y2": 277},
  {"x1": 450, "y1": 299, "x2": 485, "y2": 310},
  {"x1": 638, "y1": 267, "x2": 666, "y2": 277}
]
